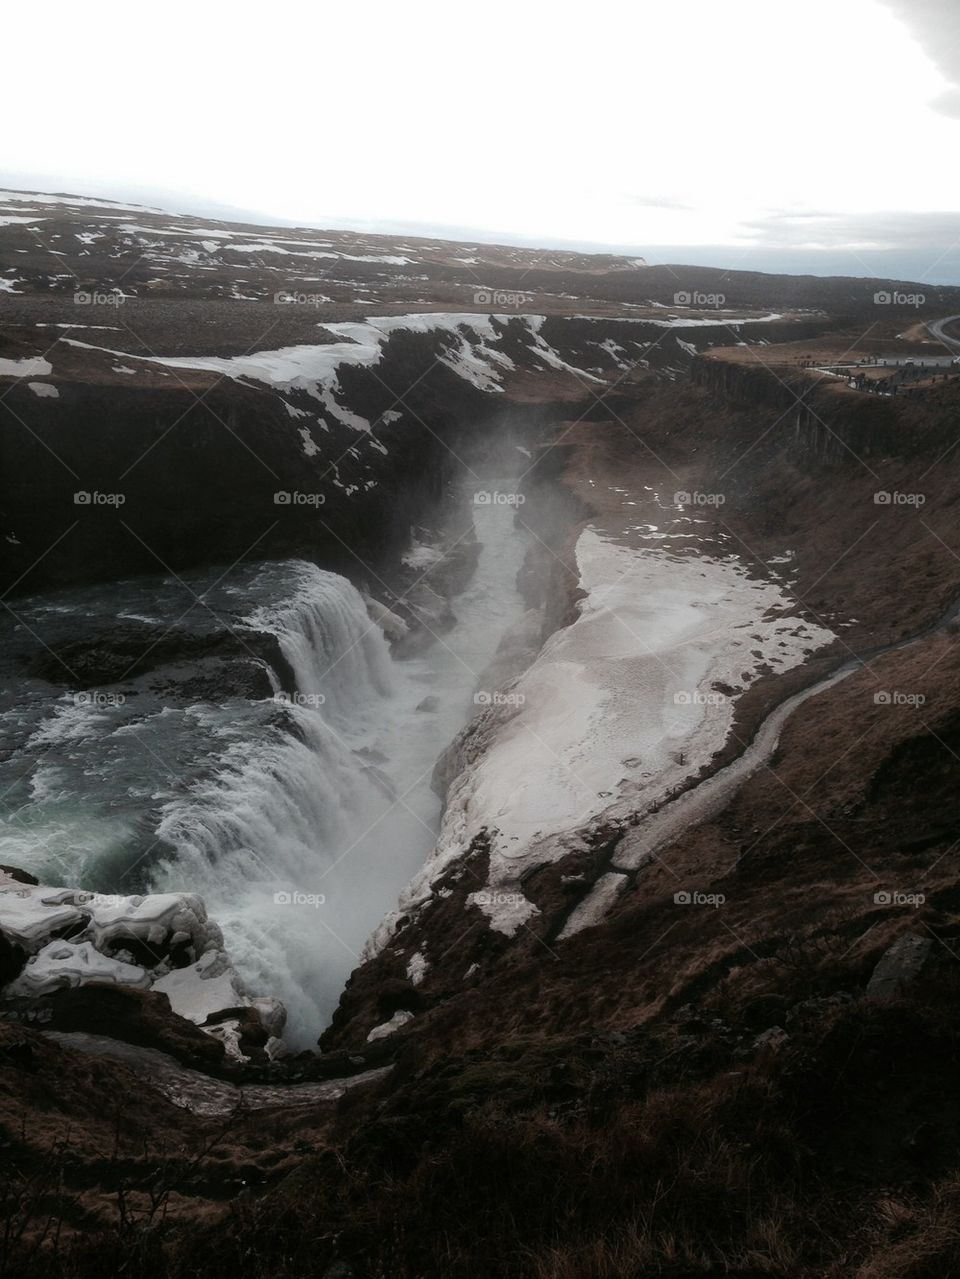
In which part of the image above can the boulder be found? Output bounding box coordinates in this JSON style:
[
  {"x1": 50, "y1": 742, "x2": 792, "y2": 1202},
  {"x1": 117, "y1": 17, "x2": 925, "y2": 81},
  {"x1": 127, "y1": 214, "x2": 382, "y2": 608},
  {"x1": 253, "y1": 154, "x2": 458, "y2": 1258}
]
[
  {"x1": 752, "y1": 1025, "x2": 789, "y2": 1053},
  {"x1": 8, "y1": 985, "x2": 226, "y2": 1071},
  {"x1": 0, "y1": 865, "x2": 39, "y2": 886},
  {"x1": 866, "y1": 933, "x2": 934, "y2": 1001}
]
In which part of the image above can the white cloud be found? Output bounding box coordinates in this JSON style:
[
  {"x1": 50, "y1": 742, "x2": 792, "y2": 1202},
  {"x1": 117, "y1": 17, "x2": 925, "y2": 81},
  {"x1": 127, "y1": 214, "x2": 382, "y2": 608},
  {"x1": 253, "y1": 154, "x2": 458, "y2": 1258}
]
[{"x1": 1, "y1": 0, "x2": 958, "y2": 263}]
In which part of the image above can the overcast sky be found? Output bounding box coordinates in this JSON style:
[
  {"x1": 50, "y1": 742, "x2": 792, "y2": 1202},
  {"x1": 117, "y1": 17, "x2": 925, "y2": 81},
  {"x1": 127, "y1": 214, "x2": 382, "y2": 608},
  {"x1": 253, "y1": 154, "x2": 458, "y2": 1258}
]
[{"x1": 3, "y1": 0, "x2": 959, "y2": 281}]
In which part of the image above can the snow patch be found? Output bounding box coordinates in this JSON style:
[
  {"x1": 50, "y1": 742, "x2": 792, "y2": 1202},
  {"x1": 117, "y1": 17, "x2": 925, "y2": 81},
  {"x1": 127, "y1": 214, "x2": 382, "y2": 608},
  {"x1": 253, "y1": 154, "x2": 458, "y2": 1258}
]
[
  {"x1": 557, "y1": 872, "x2": 628, "y2": 939},
  {"x1": 367, "y1": 1009, "x2": 414, "y2": 1041},
  {"x1": 298, "y1": 425, "x2": 319, "y2": 456},
  {"x1": 0, "y1": 356, "x2": 53, "y2": 378},
  {"x1": 405, "y1": 951, "x2": 428, "y2": 985}
]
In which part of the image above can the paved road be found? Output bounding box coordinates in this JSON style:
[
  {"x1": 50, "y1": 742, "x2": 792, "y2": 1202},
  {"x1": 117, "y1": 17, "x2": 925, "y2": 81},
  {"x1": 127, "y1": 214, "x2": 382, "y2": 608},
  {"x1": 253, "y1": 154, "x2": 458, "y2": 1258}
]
[
  {"x1": 927, "y1": 314, "x2": 960, "y2": 354},
  {"x1": 819, "y1": 355, "x2": 956, "y2": 371}
]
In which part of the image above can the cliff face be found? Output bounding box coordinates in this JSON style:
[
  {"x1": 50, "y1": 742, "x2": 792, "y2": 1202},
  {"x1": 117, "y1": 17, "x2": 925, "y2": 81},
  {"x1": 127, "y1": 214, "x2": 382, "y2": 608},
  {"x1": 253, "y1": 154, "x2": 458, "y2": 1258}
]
[
  {"x1": 691, "y1": 347, "x2": 959, "y2": 463},
  {"x1": 0, "y1": 322, "x2": 492, "y2": 594},
  {"x1": 2, "y1": 312, "x2": 833, "y2": 596}
]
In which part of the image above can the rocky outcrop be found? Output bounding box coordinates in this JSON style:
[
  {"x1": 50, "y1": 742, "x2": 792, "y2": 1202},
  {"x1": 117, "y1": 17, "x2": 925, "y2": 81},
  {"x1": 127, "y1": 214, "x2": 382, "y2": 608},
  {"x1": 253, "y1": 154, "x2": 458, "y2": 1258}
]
[
  {"x1": 26, "y1": 620, "x2": 297, "y2": 695},
  {"x1": 866, "y1": 933, "x2": 935, "y2": 1000},
  {"x1": 0, "y1": 869, "x2": 282, "y2": 1064}
]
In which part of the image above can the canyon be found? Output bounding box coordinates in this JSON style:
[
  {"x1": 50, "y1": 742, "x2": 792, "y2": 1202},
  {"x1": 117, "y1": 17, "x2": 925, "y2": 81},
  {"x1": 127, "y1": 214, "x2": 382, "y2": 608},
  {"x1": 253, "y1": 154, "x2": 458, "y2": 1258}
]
[{"x1": 3, "y1": 188, "x2": 960, "y2": 1278}]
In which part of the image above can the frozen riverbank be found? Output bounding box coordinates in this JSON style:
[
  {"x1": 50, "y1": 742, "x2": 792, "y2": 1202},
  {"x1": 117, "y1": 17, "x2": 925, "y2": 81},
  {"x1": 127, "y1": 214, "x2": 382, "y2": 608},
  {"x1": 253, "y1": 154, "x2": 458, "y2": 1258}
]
[{"x1": 391, "y1": 506, "x2": 835, "y2": 938}]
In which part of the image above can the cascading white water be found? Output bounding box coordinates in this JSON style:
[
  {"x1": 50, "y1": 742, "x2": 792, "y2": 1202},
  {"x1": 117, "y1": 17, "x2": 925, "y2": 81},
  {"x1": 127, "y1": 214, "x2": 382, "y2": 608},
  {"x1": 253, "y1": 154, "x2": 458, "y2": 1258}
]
[
  {"x1": 147, "y1": 513, "x2": 530, "y2": 1045},
  {"x1": 148, "y1": 565, "x2": 402, "y2": 1041},
  {"x1": 246, "y1": 562, "x2": 395, "y2": 715},
  {"x1": 0, "y1": 487, "x2": 530, "y2": 1048}
]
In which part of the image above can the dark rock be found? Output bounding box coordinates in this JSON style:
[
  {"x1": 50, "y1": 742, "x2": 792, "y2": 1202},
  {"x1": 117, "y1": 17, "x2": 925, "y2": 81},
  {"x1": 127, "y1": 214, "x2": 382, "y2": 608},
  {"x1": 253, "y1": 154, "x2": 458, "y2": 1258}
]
[
  {"x1": 752, "y1": 1025, "x2": 789, "y2": 1053},
  {"x1": 26, "y1": 984, "x2": 226, "y2": 1072},
  {"x1": 150, "y1": 656, "x2": 278, "y2": 701},
  {"x1": 375, "y1": 978, "x2": 424, "y2": 1018},
  {"x1": 902, "y1": 1121, "x2": 936, "y2": 1159},
  {"x1": 205, "y1": 1004, "x2": 269, "y2": 1049},
  {"x1": 741, "y1": 993, "x2": 789, "y2": 1031},
  {"x1": 27, "y1": 623, "x2": 295, "y2": 694},
  {"x1": 0, "y1": 1038, "x2": 36, "y2": 1071},
  {"x1": 322, "y1": 1262, "x2": 355, "y2": 1279},
  {"x1": 0, "y1": 865, "x2": 40, "y2": 886},
  {"x1": 0, "y1": 932, "x2": 27, "y2": 987},
  {"x1": 786, "y1": 992, "x2": 854, "y2": 1025},
  {"x1": 866, "y1": 933, "x2": 934, "y2": 1001}
]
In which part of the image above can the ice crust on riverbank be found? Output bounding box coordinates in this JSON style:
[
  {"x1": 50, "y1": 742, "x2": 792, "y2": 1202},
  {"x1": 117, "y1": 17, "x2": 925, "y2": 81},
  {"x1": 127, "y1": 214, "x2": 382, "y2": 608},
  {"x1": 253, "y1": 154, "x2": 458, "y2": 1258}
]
[
  {"x1": 371, "y1": 527, "x2": 835, "y2": 942},
  {"x1": 0, "y1": 870, "x2": 280, "y2": 1058}
]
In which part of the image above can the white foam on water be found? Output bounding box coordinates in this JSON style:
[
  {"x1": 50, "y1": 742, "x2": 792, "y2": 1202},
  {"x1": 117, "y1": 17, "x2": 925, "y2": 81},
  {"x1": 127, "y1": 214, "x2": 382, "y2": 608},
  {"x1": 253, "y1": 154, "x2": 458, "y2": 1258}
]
[{"x1": 146, "y1": 531, "x2": 529, "y2": 1045}]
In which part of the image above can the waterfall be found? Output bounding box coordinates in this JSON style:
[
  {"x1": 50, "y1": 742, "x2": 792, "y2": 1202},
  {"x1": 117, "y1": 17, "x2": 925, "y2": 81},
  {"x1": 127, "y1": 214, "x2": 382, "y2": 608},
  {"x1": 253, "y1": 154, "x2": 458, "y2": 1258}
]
[
  {"x1": 245, "y1": 560, "x2": 394, "y2": 716},
  {"x1": 149, "y1": 564, "x2": 401, "y2": 1043},
  {"x1": 1, "y1": 514, "x2": 531, "y2": 1050}
]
